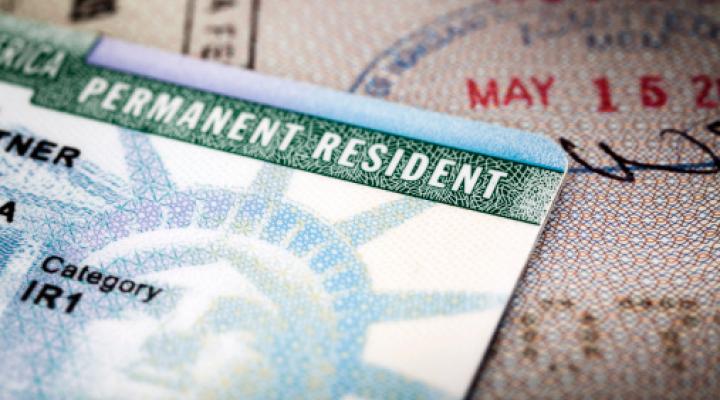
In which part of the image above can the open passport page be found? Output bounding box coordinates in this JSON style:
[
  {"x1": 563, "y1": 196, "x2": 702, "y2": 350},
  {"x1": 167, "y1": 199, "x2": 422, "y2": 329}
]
[{"x1": 0, "y1": 15, "x2": 566, "y2": 399}]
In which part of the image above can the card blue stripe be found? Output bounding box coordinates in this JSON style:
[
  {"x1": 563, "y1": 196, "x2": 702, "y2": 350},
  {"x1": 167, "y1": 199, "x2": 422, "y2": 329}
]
[{"x1": 86, "y1": 38, "x2": 567, "y2": 172}]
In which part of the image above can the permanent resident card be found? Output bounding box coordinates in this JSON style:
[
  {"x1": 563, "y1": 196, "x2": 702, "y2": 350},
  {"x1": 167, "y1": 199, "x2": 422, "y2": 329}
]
[{"x1": 0, "y1": 15, "x2": 566, "y2": 399}]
